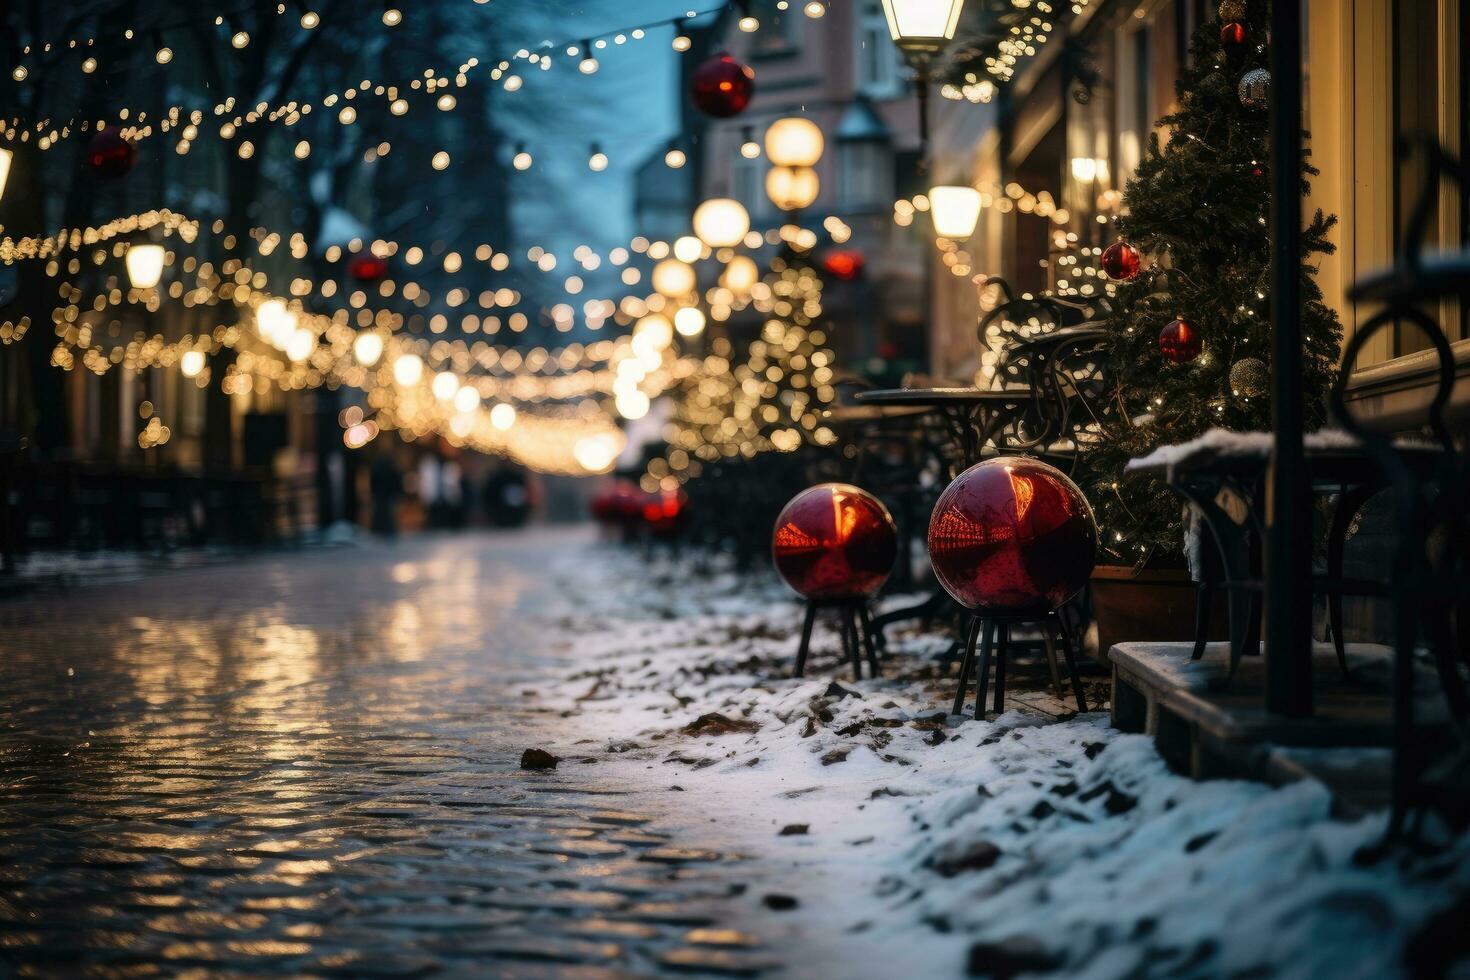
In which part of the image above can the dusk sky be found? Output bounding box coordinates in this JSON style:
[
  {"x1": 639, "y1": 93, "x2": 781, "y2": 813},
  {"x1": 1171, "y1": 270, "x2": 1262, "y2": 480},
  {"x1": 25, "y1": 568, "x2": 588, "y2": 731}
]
[{"x1": 490, "y1": 1, "x2": 689, "y2": 300}]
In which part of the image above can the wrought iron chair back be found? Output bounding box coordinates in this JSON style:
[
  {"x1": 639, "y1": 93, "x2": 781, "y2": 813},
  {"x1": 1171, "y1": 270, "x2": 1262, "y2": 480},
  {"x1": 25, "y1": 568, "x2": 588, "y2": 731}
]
[{"x1": 1331, "y1": 135, "x2": 1470, "y2": 841}]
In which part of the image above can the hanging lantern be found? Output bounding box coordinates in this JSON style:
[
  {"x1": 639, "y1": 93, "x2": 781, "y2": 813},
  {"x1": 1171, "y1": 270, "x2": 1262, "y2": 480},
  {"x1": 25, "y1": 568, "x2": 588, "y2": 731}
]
[
  {"x1": 880, "y1": 0, "x2": 966, "y2": 55},
  {"x1": 651, "y1": 259, "x2": 696, "y2": 297},
  {"x1": 692, "y1": 198, "x2": 751, "y2": 249},
  {"x1": 766, "y1": 166, "x2": 820, "y2": 211},
  {"x1": 928, "y1": 185, "x2": 982, "y2": 239},
  {"x1": 764, "y1": 117, "x2": 825, "y2": 168},
  {"x1": 0, "y1": 147, "x2": 12, "y2": 201},
  {"x1": 124, "y1": 243, "x2": 165, "y2": 289},
  {"x1": 691, "y1": 53, "x2": 755, "y2": 118},
  {"x1": 88, "y1": 126, "x2": 139, "y2": 178}
]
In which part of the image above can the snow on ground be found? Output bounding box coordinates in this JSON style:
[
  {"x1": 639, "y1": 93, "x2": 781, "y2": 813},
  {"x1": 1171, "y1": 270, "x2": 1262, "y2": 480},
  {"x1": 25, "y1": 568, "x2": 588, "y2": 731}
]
[{"x1": 532, "y1": 541, "x2": 1470, "y2": 979}]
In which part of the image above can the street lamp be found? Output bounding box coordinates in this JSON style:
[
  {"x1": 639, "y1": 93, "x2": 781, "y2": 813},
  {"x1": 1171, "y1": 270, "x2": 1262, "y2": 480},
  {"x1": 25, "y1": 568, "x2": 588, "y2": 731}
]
[
  {"x1": 692, "y1": 198, "x2": 750, "y2": 249},
  {"x1": 928, "y1": 185, "x2": 981, "y2": 239},
  {"x1": 765, "y1": 165, "x2": 820, "y2": 211},
  {"x1": 881, "y1": 0, "x2": 965, "y2": 163},
  {"x1": 764, "y1": 117, "x2": 824, "y2": 168},
  {"x1": 880, "y1": 0, "x2": 965, "y2": 54},
  {"x1": 125, "y1": 243, "x2": 166, "y2": 289}
]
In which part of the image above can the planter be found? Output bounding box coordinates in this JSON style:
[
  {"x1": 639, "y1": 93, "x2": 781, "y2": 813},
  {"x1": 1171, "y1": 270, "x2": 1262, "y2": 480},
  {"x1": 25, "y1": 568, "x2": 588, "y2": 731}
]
[{"x1": 1088, "y1": 565, "x2": 1227, "y2": 665}]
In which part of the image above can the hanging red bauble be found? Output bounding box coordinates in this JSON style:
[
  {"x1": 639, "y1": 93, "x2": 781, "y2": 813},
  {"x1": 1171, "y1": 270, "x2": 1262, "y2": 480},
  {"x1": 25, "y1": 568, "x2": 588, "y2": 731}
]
[
  {"x1": 88, "y1": 126, "x2": 139, "y2": 178},
  {"x1": 691, "y1": 54, "x2": 755, "y2": 118},
  {"x1": 347, "y1": 254, "x2": 389, "y2": 282},
  {"x1": 1158, "y1": 318, "x2": 1203, "y2": 363},
  {"x1": 1219, "y1": 22, "x2": 1247, "y2": 47},
  {"x1": 822, "y1": 250, "x2": 865, "y2": 281},
  {"x1": 927, "y1": 459, "x2": 1097, "y2": 615},
  {"x1": 1100, "y1": 240, "x2": 1141, "y2": 281},
  {"x1": 773, "y1": 483, "x2": 896, "y2": 600}
]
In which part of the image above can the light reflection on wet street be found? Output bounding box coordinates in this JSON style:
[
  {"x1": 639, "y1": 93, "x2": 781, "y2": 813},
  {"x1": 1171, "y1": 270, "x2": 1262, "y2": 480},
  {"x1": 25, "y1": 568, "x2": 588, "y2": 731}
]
[{"x1": 0, "y1": 529, "x2": 760, "y2": 977}]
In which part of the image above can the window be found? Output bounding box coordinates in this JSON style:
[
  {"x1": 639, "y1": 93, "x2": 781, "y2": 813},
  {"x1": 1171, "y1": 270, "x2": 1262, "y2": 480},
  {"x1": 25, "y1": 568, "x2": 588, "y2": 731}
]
[
  {"x1": 856, "y1": 0, "x2": 904, "y2": 97},
  {"x1": 1306, "y1": 0, "x2": 1466, "y2": 372},
  {"x1": 839, "y1": 140, "x2": 892, "y2": 212},
  {"x1": 750, "y1": 0, "x2": 802, "y2": 57},
  {"x1": 1114, "y1": 18, "x2": 1152, "y2": 186},
  {"x1": 733, "y1": 155, "x2": 765, "y2": 219}
]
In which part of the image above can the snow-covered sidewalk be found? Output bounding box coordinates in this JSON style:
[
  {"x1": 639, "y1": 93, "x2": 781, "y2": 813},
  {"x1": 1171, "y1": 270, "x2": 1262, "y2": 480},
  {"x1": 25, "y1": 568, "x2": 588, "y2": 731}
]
[{"x1": 532, "y1": 542, "x2": 1470, "y2": 979}]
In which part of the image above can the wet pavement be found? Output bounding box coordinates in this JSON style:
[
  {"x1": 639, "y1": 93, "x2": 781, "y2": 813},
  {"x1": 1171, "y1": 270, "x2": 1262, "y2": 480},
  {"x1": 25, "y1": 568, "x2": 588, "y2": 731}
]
[{"x1": 0, "y1": 529, "x2": 770, "y2": 977}]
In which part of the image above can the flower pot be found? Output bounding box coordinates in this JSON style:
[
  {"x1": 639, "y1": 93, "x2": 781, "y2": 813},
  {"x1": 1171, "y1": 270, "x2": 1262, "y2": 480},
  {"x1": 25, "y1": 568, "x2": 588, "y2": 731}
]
[{"x1": 1088, "y1": 564, "x2": 1227, "y2": 665}]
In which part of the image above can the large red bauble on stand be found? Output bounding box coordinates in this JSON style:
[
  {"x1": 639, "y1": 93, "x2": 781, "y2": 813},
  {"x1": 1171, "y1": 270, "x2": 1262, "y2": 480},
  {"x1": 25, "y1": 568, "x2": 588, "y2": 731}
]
[
  {"x1": 773, "y1": 483, "x2": 897, "y2": 600},
  {"x1": 927, "y1": 458, "x2": 1097, "y2": 615},
  {"x1": 691, "y1": 54, "x2": 755, "y2": 118},
  {"x1": 88, "y1": 126, "x2": 139, "y2": 178}
]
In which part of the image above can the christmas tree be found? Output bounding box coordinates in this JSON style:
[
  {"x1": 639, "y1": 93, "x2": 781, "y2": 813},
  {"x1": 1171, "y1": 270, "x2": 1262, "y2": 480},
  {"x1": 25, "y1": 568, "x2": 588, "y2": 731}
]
[{"x1": 1083, "y1": 0, "x2": 1342, "y2": 565}]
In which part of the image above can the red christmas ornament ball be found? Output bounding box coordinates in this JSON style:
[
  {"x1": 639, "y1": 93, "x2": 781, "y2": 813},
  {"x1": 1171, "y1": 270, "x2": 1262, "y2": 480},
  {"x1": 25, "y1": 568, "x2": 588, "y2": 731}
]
[
  {"x1": 1158, "y1": 318, "x2": 1204, "y2": 363},
  {"x1": 773, "y1": 483, "x2": 897, "y2": 600},
  {"x1": 347, "y1": 254, "x2": 389, "y2": 282},
  {"x1": 927, "y1": 458, "x2": 1097, "y2": 615},
  {"x1": 1100, "y1": 240, "x2": 1141, "y2": 281},
  {"x1": 691, "y1": 54, "x2": 755, "y2": 118},
  {"x1": 1220, "y1": 21, "x2": 1248, "y2": 47},
  {"x1": 88, "y1": 126, "x2": 139, "y2": 178}
]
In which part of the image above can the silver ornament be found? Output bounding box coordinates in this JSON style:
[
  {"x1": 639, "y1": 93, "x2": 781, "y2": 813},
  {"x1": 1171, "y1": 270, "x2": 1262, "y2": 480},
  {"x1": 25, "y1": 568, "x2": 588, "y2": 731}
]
[
  {"x1": 1238, "y1": 68, "x2": 1271, "y2": 109},
  {"x1": 1229, "y1": 357, "x2": 1268, "y2": 397}
]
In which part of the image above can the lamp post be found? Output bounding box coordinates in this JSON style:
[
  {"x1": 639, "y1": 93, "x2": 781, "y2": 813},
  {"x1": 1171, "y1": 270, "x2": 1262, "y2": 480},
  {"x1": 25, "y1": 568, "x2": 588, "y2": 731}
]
[
  {"x1": 880, "y1": 0, "x2": 965, "y2": 162},
  {"x1": 764, "y1": 117, "x2": 825, "y2": 215},
  {"x1": 692, "y1": 198, "x2": 750, "y2": 249}
]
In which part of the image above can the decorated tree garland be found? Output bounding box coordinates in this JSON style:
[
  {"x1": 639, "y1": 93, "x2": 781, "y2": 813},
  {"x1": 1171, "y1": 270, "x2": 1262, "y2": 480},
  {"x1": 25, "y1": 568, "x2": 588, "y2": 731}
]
[{"x1": 1082, "y1": 0, "x2": 1343, "y2": 563}]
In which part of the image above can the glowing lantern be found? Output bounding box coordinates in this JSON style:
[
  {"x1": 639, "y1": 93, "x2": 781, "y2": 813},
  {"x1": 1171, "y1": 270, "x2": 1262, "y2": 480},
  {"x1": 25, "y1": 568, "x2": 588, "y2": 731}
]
[
  {"x1": 928, "y1": 185, "x2": 982, "y2": 239},
  {"x1": 765, "y1": 166, "x2": 820, "y2": 211},
  {"x1": 125, "y1": 243, "x2": 166, "y2": 289},
  {"x1": 0, "y1": 148, "x2": 11, "y2": 201},
  {"x1": 880, "y1": 0, "x2": 966, "y2": 54},
  {"x1": 764, "y1": 117, "x2": 824, "y2": 168},
  {"x1": 692, "y1": 198, "x2": 750, "y2": 248}
]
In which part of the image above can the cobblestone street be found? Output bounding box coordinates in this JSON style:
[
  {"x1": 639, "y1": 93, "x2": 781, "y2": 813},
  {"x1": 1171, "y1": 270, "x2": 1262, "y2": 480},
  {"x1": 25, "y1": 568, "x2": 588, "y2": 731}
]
[{"x1": 0, "y1": 529, "x2": 768, "y2": 978}]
